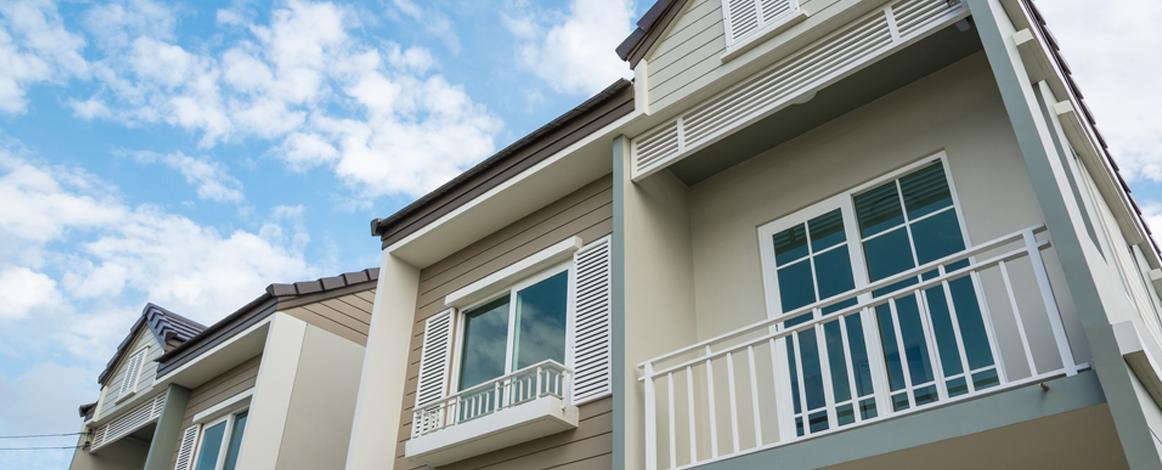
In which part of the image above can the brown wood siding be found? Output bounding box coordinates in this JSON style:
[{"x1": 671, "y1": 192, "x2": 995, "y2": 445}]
[
  {"x1": 282, "y1": 289, "x2": 376, "y2": 346},
  {"x1": 169, "y1": 356, "x2": 262, "y2": 469},
  {"x1": 396, "y1": 176, "x2": 614, "y2": 470}
]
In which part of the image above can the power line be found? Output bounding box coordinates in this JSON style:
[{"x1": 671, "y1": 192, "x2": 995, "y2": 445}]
[
  {"x1": 0, "y1": 432, "x2": 84, "y2": 439},
  {"x1": 0, "y1": 445, "x2": 82, "y2": 451}
]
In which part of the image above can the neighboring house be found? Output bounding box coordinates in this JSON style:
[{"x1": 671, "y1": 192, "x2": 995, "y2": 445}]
[
  {"x1": 69, "y1": 269, "x2": 378, "y2": 470},
  {"x1": 349, "y1": 0, "x2": 1162, "y2": 469}
]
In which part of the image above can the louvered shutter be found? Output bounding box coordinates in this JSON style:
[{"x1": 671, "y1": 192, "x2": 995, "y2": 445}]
[
  {"x1": 571, "y1": 236, "x2": 612, "y2": 404},
  {"x1": 173, "y1": 425, "x2": 199, "y2": 470},
  {"x1": 118, "y1": 349, "x2": 146, "y2": 396},
  {"x1": 414, "y1": 309, "x2": 455, "y2": 409},
  {"x1": 723, "y1": 0, "x2": 798, "y2": 45}
]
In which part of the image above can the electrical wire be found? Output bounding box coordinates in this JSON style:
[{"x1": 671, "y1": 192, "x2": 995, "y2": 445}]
[
  {"x1": 0, "y1": 432, "x2": 84, "y2": 439},
  {"x1": 0, "y1": 445, "x2": 82, "y2": 451}
]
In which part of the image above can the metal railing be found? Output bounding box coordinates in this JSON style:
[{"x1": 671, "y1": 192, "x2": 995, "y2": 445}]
[
  {"x1": 639, "y1": 226, "x2": 1084, "y2": 469},
  {"x1": 412, "y1": 360, "x2": 571, "y2": 438}
]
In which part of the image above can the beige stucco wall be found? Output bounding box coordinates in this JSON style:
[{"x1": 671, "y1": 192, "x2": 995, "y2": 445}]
[{"x1": 681, "y1": 52, "x2": 1090, "y2": 369}]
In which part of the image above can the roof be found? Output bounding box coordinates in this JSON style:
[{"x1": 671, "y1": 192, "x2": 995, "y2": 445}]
[
  {"x1": 616, "y1": 0, "x2": 689, "y2": 68},
  {"x1": 96, "y1": 303, "x2": 206, "y2": 385},
  {"x1": 155, "y1": 268, "x2": 379, "y2": 376},
  {"x1": 370, "y1": 79, "x2": 634, "y2": 248},
  {"x1": 78, "y1": 402, "x2": 96, "y2": 420},
  {"x1": 1022, "y1": 0, "x2": 1160, "y2": 255}
]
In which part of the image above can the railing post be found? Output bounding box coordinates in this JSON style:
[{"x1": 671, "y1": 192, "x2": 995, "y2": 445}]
[
  {"x1": 644, "y1": 362, "x2": 658, "y2": 470},
  {"x1": 536, "y1": 365, "x2": 544, "y2": 399},
  {"x1": 1023, "y1": 230, "x2": 1078, "y2": 375}
]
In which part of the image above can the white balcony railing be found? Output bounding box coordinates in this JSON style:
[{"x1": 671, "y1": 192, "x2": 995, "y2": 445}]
[
  {"x1": 639, "y1": 226, "x2": 1085, "y2": 469},
  {"x1": 412, "y1": 360, "x2": 571, "y2": 439}
]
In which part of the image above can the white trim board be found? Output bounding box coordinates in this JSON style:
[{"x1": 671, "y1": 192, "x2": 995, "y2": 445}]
[
  {"x1": 444, "y1": 237, "x2": 582, "y2": 307},
  {"x1": 193, "y1": 389, "x2": 254, "y2": 423}
]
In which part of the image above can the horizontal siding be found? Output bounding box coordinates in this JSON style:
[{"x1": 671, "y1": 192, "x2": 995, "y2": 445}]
[
  {"x1": 647, "y1": 0, "x2": 726, "y2": 107},
  {"x1": 396, "y1": 176, "x2": 614, "y2": 470},
  {"x1": 282, "y1": 289, "x2": 376, "y2": 346},
  {"x1": 169, "y1": 355, "x2": 262, "y2": 469}
]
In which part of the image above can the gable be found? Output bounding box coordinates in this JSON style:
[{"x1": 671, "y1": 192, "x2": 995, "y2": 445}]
[
  {"x1": 645, "y1": 0, "x2": 727, "y2": 107},
  {"x1": 96, "y1": 327, "x2": 164, "y2": 418}
]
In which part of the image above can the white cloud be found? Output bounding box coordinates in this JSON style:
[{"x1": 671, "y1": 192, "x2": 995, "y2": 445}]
[
  {"x1": 389, "y1": 0, "x2": 461, "y2": 54},
  {"x1": 1037, "y1": 2, "x2": 1162, "y2": 182},
  {"x1": 132, "y1": 151, "x2": 246, "y2": 203},
  {"x1": 0, "y1": 0, "x2": 88, "y2": 113},
  {"x1": 504, "y1": 0, "x2": 634, "y2": 95},
  {"x1": 0, "y1": 267, "x2": 59, "y2": 319}
]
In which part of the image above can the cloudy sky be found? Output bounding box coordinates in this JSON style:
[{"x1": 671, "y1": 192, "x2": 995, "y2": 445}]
[{"x1": 0, "y1": 0, "x2": 1159, "y2": 468}]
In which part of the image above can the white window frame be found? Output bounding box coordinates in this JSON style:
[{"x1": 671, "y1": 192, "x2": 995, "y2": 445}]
[
  {"x1": 449, "y1": 261, "x2": 576, "y2": 395},
  {"x1": 757, "y1": 151, "x2": 972, "y2": 320},
  {"x1": 188, "y1": 407, "x2": 249, "y2": 470},
  {"x1": 115, "y1": 346, "x2": 150, "y2": 403}
]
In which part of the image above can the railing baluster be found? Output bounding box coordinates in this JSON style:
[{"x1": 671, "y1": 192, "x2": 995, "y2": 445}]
[
  {"x1": 938, "y1": 272, "x2": 976, "y2": 395},
  {"x1": 667, "y1": 372, "x2": 677, "y2": 470},
  {"x1": 1023, "y1": 230, "x2": 1077, "y2": 375},
  {"x1": 970, "y1": 269, "x2": 1008, "y2": 383},
  {"x1": 837, "y1": 314, "x2": 860, "y2": 423},
  {"x1": 915, "y1": 289, "x2": 948, "y2": 401},
  {"x1": 999, "y1": 260, "x2": 1038, "y2": 377},
  {"x1": 748, "y1": 344, "x2": 766, "y2": 444},
  {"x1": 815, "y1": 311, "x2": 838, "y2": 431},
  {"x1": 726, "y1": 351, "x2": 740, "y2": 454},
  {"x1": 791, "y1": 332, "x2": 810, "y2": 435},
  {"x1": 645, "y1": 363, "x2": 658, "y2": 470},
  {"x1": 705, "y1": 346, "x2": 719, "y2": 458},
  {"x1": 888, "y1": 298, "x2": 916, "y2": 410},
  {"x1": 686, "y1": 365, "x2": 698, "y2": 465}
]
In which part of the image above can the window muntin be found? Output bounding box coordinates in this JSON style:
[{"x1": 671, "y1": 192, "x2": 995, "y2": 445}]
[
  {"x1": 192, "y1": 410, "x2": 248, "y2": 470},
  {"x1": 456, "y1": 267, "x2": 570, "y2": 392},
  {"x1": 760, "y1": 156, "x2": 1000, "y2": 435}
]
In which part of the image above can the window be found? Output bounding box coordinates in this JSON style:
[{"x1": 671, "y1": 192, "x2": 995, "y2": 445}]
[
  {"x1": 457, "y1": 268, "x2": 570, "y2": 391},
  {"x1": 192, "y1": 410, "x2": 248, "y2": 470},
  {"x1": 760, "y1": 156, "x2": 1000, "y2": 436}
]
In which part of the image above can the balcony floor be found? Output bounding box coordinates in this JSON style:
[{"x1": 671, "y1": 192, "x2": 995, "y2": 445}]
[{"x1": 692, "y1": 371, "x2": 1115, "y2": 469}]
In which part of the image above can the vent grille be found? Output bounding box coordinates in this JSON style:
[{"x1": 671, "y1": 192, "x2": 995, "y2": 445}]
[
  {"x1": 90, "y1": 393, "x2": 166, "y2": 451},
  {"x1": 632, "y1": 0, "x2": 967, "y2": 179},
  {"x1": 725, "y1": 0, "x2": 800, "y2": 45}
]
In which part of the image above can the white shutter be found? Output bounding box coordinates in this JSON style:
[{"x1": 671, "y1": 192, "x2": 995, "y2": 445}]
[
  {"x1": 571, "y1": 236, "x2": 613, "y2": 404},
  {"x1": 414, "y1": 309, "x2": 455, "y2": 410},
  {"x1": 173, "y1": 425, "x2": 199, "y2": 470},
  {"x1": 723, "y1": 0, "x2": 798, "y2": 45},
  {"x1": 118, "y1": 349, "x2": 146, "y2": 396}
]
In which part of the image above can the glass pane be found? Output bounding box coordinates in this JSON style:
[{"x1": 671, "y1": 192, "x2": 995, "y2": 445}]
[
  {"x1": 855, "y1": 183, "x2": 904, "y2": 237},
  {"x1": 798, "y1": 330, "x2": 825, "y2": 411},
  {"x1": 773, "y1": 224, "x2": 809, "y2": 266},
  {"x1": 922, "y1": 286, "x2": 965, "y2": 378},
  {"x1": 896, "y1": 296, "x2": 934, "y2": 388},
  {"x1": 194, "y1": 421, "x2": 226, "y2": 470},
  {"x1": 900, "y1": 163, "x2": 953, "y2": 219},
  {"x1": 459, "y1": 298, "x2": 510, "y2": 390},
  {"x1": 809, "y1": 210, "x2": 846, "y2": 251},
  {"x1": 824, "y1": 320, "x2": 850, "y2": 403},
  {"x1": 814, "y1": 247, "x2": 855, "y2": 301},
  {"x1": 222, "y1": 412, "x2": 247, "y2": 470},
  {"x1": 910, "y1": 210, "x2": 965, "y2": 264},
  {"x1": 845, "y1": 315, "x2": 874, "y2": 397},
  {"x1": 863, "y1": 228, "x2": 915, "y2": 282},
  {"x1": 513, "y1": 271, "x2": 568, "y2": 370},
  {"x1": 949, "y1": 277, "x2": 994, "y2": 370},
  {"x1": 777, "y1": 261, "x2": 816, "y2": 312}
]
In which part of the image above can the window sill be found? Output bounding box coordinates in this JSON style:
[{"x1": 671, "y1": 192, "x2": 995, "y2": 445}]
[
  {"x1": 444, "y1": 236, "x2": 582, "y2": 307},
  {"x1": 721, "y1": 9, "x2": 809, "y2": 63},
  {"x1": 405, "y1": 396, "x2": 579, "y2": 466}
]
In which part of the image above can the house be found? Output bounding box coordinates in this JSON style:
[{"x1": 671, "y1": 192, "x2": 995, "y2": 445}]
[
  {"x1": 69, "y1": 269, "x2": 378, "y2": 470},
  {"x1": 349, "y1": 0, "x2": 1162, "y2": 469}
]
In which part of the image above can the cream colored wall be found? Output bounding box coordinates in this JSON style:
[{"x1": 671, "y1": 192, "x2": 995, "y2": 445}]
[
  {"x1": 684, "y1": 52, "x2": 1090, "y2": 364},
  {"x1": 275, "y1": 323, "x2": 365, "y2": 470},
  {"x1": 620, "y1": 137, "x2": 701, "y2": 470}
]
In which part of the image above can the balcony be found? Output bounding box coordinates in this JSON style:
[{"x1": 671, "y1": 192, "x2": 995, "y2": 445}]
[
  {"x1": 405, "y1": 360, "x2": 578, "y2": 466},
  {"x1": 639, "y1": 226, "x2": 1085, "y2": 469}
]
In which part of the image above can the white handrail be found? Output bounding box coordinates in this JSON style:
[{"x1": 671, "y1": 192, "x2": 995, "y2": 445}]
[{"x1": 638, "y1": 225, "x2": 1047, "y2": 369}]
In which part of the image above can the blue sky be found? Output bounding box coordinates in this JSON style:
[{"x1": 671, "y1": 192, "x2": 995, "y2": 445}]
[{"x1": 1, "y1": 0, "x2": 1160, "y2": 468}]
